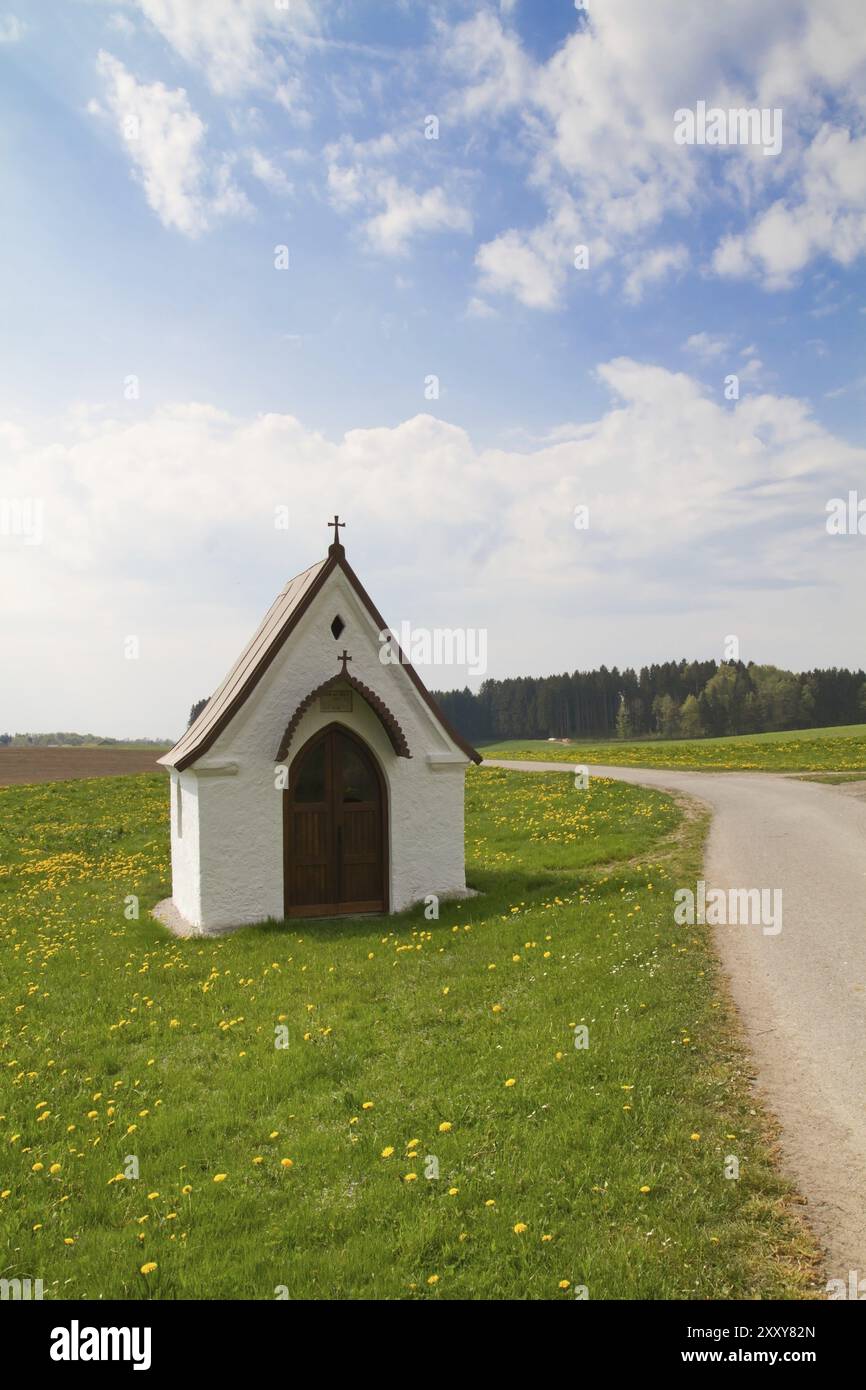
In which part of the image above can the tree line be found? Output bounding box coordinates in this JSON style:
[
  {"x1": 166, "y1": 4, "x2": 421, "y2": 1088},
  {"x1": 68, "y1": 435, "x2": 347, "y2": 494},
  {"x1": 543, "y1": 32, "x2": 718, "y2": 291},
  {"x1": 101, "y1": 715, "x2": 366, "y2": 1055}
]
[{"x1": 432, "y1": 661, "x2": 866, "y2": 744}]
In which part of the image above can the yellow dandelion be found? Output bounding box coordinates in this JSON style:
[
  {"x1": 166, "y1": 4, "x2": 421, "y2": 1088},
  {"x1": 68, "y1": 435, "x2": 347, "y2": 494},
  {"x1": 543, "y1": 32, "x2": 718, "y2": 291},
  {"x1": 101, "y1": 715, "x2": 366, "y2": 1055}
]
[
  {"x1": 513, "y1": 1222, "x2": 528, "y2": 1235},
  {"x1": 504, "y1": 1078, "x2": 516, "y2": 1087},
  {"x1": 280, "y1": 1158, "x2": 293, "y2": 1169},
  {"x1": 361, "y1": 1101, "x2": 374, "y2": 1110},
  {"x1": 140, "y1": 1262, "x2": 157, "y2": 1275},
  {"x1": 381, "y1": 1146, "x2": 395, "y2": 1159},
  {"x1": 427, "y1": 1274, "x2": 439, "y2": 1285},
  {"x1": 438, "y1": 1122, "x2": 452, "y2": 1133},
  {"x1": 213, "y1": 1173, "x2": 228, "y2": 1183}
]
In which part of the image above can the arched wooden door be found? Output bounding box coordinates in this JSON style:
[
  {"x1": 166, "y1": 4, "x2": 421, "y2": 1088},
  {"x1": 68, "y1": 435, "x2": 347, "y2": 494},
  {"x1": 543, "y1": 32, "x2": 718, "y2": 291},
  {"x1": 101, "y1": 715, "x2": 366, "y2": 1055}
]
[{"x1": 283, "y1": 723, "x2": 388, "y2": 917}]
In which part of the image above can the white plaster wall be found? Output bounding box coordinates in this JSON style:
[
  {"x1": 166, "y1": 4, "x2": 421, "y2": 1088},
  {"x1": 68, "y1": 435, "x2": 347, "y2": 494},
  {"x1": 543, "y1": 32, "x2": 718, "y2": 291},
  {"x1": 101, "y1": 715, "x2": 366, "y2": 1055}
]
[
  {"x1": 168, "y1": 771, "x2": 202, "y2": 924},
  {"x1": 181, "y1": 567, "x2": 471, "y2": 930}
]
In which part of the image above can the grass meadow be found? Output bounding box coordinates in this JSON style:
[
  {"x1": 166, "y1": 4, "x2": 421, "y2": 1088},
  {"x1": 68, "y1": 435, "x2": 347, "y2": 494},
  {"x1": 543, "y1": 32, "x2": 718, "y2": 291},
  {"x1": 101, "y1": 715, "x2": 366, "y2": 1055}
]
[
  {"x1": 0, "y1": 767, "x2": 818, "y2": 1300},
  {"x1": 482, "y1": 723, "x2": 866, "y2": 773}
]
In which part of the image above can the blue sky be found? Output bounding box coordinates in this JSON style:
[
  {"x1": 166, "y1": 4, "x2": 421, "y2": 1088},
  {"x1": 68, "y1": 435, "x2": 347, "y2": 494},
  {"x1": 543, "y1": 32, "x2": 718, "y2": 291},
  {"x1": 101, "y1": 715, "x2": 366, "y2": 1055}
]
[{"x1": 1, "y1": 1, "x2": 864, "y2": 736}]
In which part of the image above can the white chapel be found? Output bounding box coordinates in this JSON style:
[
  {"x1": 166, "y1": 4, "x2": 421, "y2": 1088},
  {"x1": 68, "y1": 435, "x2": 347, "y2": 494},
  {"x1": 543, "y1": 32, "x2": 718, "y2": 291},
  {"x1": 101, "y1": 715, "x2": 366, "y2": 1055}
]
[{"x1": 156, "y1": 519, "x2": 480, "y2": 934}]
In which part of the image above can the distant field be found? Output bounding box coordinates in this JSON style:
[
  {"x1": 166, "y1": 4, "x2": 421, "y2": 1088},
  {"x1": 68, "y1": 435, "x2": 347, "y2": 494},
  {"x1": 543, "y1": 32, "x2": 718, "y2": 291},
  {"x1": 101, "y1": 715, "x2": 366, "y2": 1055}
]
[
  {"x1": 0, "y1": 748, "x2": 169, "y2": 787},
  {"x1": 481, "y1": 724, "x2": 866, "y2": 773}
]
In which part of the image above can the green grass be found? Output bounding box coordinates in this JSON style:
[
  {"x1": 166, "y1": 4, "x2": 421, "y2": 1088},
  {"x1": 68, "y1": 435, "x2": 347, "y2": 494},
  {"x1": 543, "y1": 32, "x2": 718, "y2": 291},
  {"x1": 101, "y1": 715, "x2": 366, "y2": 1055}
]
[
  {"x1": 0, "y1": 770, "x2": 818, "y2": 1300},
  {"x1": 482, "y1": 723, "x2": 866, "y2": 772}
]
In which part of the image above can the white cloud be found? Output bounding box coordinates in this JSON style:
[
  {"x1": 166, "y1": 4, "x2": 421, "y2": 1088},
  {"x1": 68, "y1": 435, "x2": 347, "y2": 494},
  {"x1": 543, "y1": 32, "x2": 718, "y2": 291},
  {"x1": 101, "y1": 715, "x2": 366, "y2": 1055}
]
[
  {"x1": 439, "y1": 0, "x2": 866, "y2": 305},
  {"x1": 0, "y1": 13, "x2": 24, "y2": 42},
  {"x1": 712, "y1": 125, "x2": 866, "y2": 288},
  {"x1": 92, "y1": 51, "x2": 251, "y2": 236},
  {"x1": 246, "y1": 147, "x2": 292, "y2": 196},
  {"x1": 683, "y1": 332, "x2": 732, "y2": 359},
  {"x1": 131, "y1": 0, "x2": 318, "y2": 96},
  {"x1": 3, "y1": 361, "x2": 862, "y2": 733},
  {"x1": 623, "y1": 244, "x2": 689, "y2": 304},
  {"x1": 465, "y1": 296, "x2": 497, "y2": 319},
  {"x1": 325, "y1": 135, "x2": 471, "y2": 256}
]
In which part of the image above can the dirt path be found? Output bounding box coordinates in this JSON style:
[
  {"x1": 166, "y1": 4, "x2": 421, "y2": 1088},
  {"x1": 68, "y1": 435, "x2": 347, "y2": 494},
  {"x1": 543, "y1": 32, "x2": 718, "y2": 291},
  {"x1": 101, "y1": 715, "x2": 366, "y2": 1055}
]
[{"x1": 485, "y1": 758, "x2": 866, "y2": 1284}]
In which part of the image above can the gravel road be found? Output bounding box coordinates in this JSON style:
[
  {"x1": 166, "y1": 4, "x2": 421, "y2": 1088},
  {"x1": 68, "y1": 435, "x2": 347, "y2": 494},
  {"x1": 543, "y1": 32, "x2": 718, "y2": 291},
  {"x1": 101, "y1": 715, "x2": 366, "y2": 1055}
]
[{"x1": 484, "y1": 758, "x2": 866, "y2": 1283}]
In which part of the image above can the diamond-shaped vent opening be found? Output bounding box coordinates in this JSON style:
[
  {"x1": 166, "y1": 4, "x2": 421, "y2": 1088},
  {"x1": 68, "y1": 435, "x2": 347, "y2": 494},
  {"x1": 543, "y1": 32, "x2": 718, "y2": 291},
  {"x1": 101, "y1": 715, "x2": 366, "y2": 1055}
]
[{"x1": 330, "y1": 614, "x2": 345, "y2": 640}]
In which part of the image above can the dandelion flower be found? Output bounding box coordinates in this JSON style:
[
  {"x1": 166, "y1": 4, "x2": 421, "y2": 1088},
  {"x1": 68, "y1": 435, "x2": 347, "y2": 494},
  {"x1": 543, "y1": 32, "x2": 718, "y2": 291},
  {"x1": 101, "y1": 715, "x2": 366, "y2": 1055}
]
[
  {"x1": 438, "y1": 1122, "x2": 452, "y2": 1133},
  {"x1": 280, "y1": 1158, "x2": 293, "y2": 1169},
  {"x1": 427, "y1": 1274, "x2": 439, "y2": 1285},
  {"x1": 380, "y1": 1146, "x2": 395, "y2": 1159},
  {"x1": 213, "y1": 1173, "x2": 228, "y2": 1183},
  {"x1": 504, "y1": 1078, "x2": 516, "y2": 1088},
  {"x1": 140, "y1": 1262, "x2": 157, "y2": 1275},
  {"x1": 361, "y1": 1101, "x2": 374, "y2": 1111},
  {"x1": 513, "y1": 1222, "x2": 528, "y2": 1235}
]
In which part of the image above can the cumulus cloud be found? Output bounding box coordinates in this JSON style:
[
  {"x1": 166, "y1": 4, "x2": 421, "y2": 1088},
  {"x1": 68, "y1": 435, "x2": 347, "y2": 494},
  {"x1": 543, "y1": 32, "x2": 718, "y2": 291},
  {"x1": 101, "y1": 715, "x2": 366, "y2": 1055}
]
[
  {"x1": 91, "y1": 51, "x2": 251, "y2": 236},
  {"x1": 130, "y1": 0, "x2": 318, "y2": 96},
  {"x1": 325, "y1": 134, "x2": 471, "y2": 256},
  {"x1": 622, "y1": 244, "x2": 689, "y2": 304},
  {"x1": 2, "y1": 362, "x2": 862, "y2": 733},
  {"x1": 445, "y1": 0, "x2": 866, "y2": 304}
]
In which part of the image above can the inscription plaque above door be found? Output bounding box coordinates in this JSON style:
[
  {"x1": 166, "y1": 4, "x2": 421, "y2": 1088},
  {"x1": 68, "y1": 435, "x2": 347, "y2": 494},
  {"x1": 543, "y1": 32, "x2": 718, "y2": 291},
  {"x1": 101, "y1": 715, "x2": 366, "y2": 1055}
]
[{"x1": 320, "y1": 691, "x2": 353, "y2": 713}]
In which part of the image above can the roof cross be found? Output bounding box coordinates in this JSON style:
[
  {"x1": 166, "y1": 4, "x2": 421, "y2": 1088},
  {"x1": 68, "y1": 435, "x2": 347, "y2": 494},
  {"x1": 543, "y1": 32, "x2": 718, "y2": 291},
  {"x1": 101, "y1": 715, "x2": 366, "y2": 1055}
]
[
  {"x1": 327, "y1": 514, "x2": 345, "y2": 550},
  {"x1": 338, "y1": 649, "x2": 352, "y2": 674}
]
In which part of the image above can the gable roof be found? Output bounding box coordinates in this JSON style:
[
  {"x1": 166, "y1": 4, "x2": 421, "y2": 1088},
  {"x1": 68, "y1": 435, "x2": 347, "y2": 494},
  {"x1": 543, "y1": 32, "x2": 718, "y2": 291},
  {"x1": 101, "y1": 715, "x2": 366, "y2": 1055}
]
[{"x1": 159, "y1": 542, "x2": 481, "y2": 771}]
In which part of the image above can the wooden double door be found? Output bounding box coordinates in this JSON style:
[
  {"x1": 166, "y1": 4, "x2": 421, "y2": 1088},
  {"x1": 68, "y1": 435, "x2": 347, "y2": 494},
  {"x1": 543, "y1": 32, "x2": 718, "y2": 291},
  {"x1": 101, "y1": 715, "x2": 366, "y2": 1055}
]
[{"x1": 283, "y1": 724, "x2": 388, "y2": 917}]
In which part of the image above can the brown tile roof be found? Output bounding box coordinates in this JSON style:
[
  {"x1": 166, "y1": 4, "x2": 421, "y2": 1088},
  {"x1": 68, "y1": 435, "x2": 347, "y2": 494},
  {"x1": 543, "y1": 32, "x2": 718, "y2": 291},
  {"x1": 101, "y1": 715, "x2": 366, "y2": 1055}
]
[{"x1": 159, "y1": 545, "x2": 481, "y2": 771}]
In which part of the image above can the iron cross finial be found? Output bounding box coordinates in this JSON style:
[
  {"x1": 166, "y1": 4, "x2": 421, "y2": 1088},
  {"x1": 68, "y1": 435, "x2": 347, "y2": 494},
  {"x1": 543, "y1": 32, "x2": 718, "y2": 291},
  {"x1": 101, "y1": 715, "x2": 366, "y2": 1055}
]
[
  {"x1": 327, "y1": 514, "x2": 345, "y2": 550},
  {"x1": 338, "y1": 649, "x2": 352, "y2": 673}
]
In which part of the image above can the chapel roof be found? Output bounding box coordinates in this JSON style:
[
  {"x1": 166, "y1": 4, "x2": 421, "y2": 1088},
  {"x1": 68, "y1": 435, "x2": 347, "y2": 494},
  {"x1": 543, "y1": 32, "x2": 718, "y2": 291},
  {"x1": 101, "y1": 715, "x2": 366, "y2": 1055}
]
[{"x1": 159, "y1": 533, "x2": 481, "y2": 771}]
